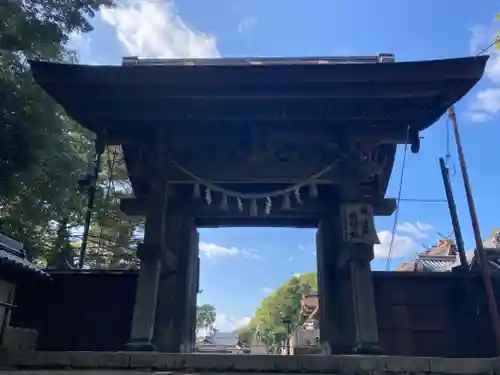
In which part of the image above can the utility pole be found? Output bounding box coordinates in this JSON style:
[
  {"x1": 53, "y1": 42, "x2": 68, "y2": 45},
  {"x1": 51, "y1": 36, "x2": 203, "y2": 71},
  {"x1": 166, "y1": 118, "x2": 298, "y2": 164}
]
[
  {"x1": 439, "y1": 157, "x2": 468, "y2": 268},
  {"x1": 448, "y1": 106, "x2": 500, "y2": 355},
  {"x1": 78, "y1": 139, "x2": 104, "y2": 269}
]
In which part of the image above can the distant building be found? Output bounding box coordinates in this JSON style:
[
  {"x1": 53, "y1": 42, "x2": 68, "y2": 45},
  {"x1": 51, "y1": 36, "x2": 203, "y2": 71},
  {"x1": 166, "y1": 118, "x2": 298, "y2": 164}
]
[
  {"x1": 481, "y1": 228, "x2": 500, "y2": 249},
  {"x1": 196, "y1": 331, "x2": 246, "y2": 354},
  {"x1": 0, "y1": 233, "x2": 49, "y2": 351},
  {"x1": 287, "y1": 293, "x2": 321, "y2": 355},
  {"x1": 396, "y1": 229, "x2": 500, "y2": 272},
  {"x1": 470, "y1": 229, "x2": 500, "y2": 271},
  {"x1": 396, "y1": 239, "x2": 459, "y2": 272}
]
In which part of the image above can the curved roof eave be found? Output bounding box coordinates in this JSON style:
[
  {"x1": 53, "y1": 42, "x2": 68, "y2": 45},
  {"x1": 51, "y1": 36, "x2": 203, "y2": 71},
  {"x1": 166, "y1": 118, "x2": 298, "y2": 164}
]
[{"x1": 28, "y1": 56, "x2": 489, "y2": 140}]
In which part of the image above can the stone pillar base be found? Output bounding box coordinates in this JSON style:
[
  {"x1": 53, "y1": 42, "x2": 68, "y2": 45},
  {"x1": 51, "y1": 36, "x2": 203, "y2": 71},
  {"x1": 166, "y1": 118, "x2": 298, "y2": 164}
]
[
  {"x1": 124, "y1": 340, "x2": 157, "y2": 352},
  {"x1": 351, "y1": 342, "x2": 384, "y2": 355}
]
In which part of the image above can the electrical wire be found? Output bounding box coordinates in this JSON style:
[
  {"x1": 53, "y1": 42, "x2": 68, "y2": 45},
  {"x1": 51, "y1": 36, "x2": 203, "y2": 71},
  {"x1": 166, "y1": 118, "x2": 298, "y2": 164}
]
[
  {"x1": 399, "y1": 198, "x2": 447, "y2": 203},
  {"x1": 475, "y1": 38, "x2": 499, "y2": 57},
  {"x1": 385, "y1": 125, "x2": 410, "y2": 271}
]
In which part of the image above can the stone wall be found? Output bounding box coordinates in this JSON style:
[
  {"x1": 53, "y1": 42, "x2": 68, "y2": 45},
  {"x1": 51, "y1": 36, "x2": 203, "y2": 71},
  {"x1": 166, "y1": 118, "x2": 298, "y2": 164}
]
[
  {"x1": 8, "y1": 269, "x2": 500, "y2": 357},
  {"x1": 1, "y1": 351, "x2": 500, "y2": 374}
]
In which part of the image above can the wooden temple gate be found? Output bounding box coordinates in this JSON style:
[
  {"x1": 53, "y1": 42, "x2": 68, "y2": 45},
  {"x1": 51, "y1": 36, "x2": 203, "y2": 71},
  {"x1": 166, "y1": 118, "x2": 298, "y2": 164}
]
[{"x1": 28, "y1": 54, "x2": 488, "y2": 354}]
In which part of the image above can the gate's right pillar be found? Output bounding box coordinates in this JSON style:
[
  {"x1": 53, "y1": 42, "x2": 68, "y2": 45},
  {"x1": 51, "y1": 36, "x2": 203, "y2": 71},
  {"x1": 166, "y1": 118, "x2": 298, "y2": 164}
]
[{"x1": 316, "y1": 203, "x2": 382, "y2": 354}]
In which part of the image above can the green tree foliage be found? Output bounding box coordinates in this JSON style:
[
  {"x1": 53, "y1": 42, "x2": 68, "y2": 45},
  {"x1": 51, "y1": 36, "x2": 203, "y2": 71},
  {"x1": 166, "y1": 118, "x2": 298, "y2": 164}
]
[
  {"x1": 495, "y1": 14, "x2": 500, "y2": 49},
  {"x1": 83, "y1": 146, "x2": 143, "y2": 269},
  {"x1": 0, "y1": 0, "x2": 144, "y2": 269},
  {"x1": 196, "y1": 304, "x2": 217, "y2": 336},
  {"x1": 237, "y1": 272, "x2": 317, "y2": 352}
]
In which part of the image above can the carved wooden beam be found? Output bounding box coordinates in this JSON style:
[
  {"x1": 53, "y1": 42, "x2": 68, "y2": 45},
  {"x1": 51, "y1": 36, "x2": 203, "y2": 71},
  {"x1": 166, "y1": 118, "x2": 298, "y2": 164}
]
[
  {"x1": 124, "y1": 144, "x2": 392, "y2": 185},
  {"x1": 104, "y1": 126, "x2": 410, "y2": 146},
  {"x1": 196, "y1": 217, "x2": 319, "y2": 228},
  {"x1": 120, "y1": 196, "x2": 396, "y2": 219},
  {"x1": 137, "y1": 243, "x2": 178, "y2": 272}
]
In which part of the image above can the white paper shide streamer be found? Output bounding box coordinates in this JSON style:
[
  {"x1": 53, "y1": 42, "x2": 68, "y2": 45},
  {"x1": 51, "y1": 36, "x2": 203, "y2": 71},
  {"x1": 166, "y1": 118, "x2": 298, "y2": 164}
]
[
  {"x1": 189, "y1": 180, "x2": 323, "y2": 216},
  {"x1": 177, "y1": 158, "x2": 334, "y2": 216}
]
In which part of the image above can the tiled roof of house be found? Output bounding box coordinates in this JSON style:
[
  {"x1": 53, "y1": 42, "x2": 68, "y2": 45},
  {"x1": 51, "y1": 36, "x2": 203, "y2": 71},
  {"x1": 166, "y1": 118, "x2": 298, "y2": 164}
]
[
  {"x1": 396, "y1": 239, "x2": 459, "y2": 272},
  {"x1": 470, "y1": 229, "x2": 500, "y2": 271},
  {"x1": 196, "y1": 332, "x2": 240, "y2": 353},
  {"x1": 482, "y1": 229, "x2": 500, "y2": 249},
  {"x1": 396, "y1": 229, "x2": 500, "y2": 273},
  {"x1": 301, "y1": 293, "x2": 318, "y2": 313},
  {"x1": 415, "y1": 255, "x2": 459, "y2": 272},
  {"x1": 300, "y1": 293, "x2": 319, "y2": 328},
  {"x1": 0, "y1": 234, "x2": 49, "y2": 278}
]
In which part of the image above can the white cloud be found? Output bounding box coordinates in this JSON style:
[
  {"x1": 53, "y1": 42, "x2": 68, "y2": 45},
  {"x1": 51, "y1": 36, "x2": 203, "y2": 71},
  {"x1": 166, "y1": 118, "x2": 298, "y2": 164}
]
[
  {"x1": 396, "y1": 221, "x2": 434, "y2": 238},
  {"x1": 237, "y1": 16, "x2": 258, "y2": 35},
  {"x1": 374, "y1": 231, "x2": 417, "y2": 259},
  {"x1": 467, "y1": 110, "x2": 493, "y2": 123},
  {"x1": 199, "y1": 242, "x2": 239, "y2": 257},
  {"x1": 215, "y1": 314, "x2": 250, "y2": 332},
  {"x1": 100, "y1": 0, "x2": 220, "y2": 58},
  {"x1": 469, "y1": 26, "x2": 490, "y2": 55},
  {"x1": 261, "y1": 286, "x2": 273, "y2": 294},
  {"x1": 66, "y1": 32, "x2": 99, "y2": 64},
  {"x1": 68, "y1": 31, "x2": 89, "y2": 49},
  {"x1": 199, "y1": 242, "x2": 260, "y2": 259},
  {"x1": 485, "y1": 53, "x2": 500, "y2": 83},
  {"x1": 468, "y1": 25, "x2": 500, "y2": 121},
  {"x1": 469, "y1": 88, "x2": 500, "y2": 121}
]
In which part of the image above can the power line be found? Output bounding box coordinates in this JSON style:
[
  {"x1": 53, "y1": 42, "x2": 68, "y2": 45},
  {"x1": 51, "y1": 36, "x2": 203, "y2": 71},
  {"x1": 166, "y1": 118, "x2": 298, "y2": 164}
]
[
  {"x1": 476, "y1": 38, "x2": 498, "y2": 57},
  {"x1": 398, "y1": 198, "x2": 447, "y2": 203}
]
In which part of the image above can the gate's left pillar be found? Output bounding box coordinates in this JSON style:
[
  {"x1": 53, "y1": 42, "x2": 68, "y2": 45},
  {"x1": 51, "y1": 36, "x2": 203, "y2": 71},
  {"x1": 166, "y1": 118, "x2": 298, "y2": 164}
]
[{"x1": 125, "y1": 183, "x2": 169, "y2": 351}]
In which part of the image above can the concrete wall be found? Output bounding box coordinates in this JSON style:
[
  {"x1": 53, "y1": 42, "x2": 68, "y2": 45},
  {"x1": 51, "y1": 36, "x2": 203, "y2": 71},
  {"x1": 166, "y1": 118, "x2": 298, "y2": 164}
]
[{"x1": 8, "y1": 270, "x2": 500, "y2": 357}]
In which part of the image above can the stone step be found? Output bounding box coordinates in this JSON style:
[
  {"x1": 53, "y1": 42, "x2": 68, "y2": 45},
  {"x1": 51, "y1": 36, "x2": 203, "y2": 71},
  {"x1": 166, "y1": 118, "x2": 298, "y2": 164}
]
[{"x1": 1, "y1": 352, "x2": 499, "y2": 375}]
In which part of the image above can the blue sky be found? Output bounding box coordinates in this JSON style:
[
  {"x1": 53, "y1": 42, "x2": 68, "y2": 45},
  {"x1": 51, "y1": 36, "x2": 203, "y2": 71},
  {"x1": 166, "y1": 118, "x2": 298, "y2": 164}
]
[{"x1": 69, "y1": 0, "x2": 500, "y2": 331}]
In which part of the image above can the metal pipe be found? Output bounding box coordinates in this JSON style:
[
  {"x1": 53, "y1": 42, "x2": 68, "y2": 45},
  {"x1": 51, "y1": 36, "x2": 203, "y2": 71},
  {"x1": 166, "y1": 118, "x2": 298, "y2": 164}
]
[
  {"x1": 439, "y1": 157, "x2": 468, "y2": 268},
  {"x1": 448, "y1": 105, "x2": 500, "y2": 354}
]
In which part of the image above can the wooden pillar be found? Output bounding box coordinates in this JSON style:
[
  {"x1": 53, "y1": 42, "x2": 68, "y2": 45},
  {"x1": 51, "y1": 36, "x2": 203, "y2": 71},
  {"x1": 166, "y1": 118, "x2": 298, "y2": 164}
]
[
  {"x1": 125, "y1": 183, "x2": 168, "y2": 351},
  {"x1": 153, "y1": 215, "x2": 198, "y2": 353},
  {"x1": 153, "y1": 215, "x2": 182, "y2": 352},
  {"x1": 316, "y1": 202, "x2": 382, "y2": 354},
  {"x1": 348, "y1": 244, "x2": 381, "y2": 353},
  {"x1": 188, "y1": 227, "x2": 200, "y2": 351},
  {"x1": 193, "y1": 254, "x2": 200, "y2": 345},
  {"x1": 341, "y1": 203, "x2": 382, "y2": 354},
  {"x1": 316, "y1": 214, "x2": 355, "y2": 354},
  {"x1": 178, "y1": 219, "x2": 199, "y2": 352}
]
